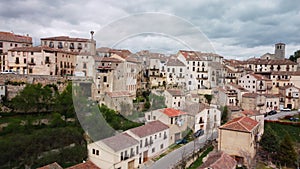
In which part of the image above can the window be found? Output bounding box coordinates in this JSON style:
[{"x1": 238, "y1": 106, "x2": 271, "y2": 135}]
[
  {"x1": 24, "y1": 58, "x2": 26, "y2": 64},
  {"x1": 83, "y1": 62, "x2": 87, "y2": 69},
  {"x1": 49, "y1": 41, "x2": 54, "y2": 48},
  {"x1": 92, "y1": 149, "x2": 95, "y2": 154},
  {"x1": 121, "y1": 152, "x2": 124, "y2": 160},
  {"x1": 45, "y1": 56, "x2": 50, "y2": 63},
  {"x1": 31, "y1": 52, "x2": 34, "y2": 55},
  {"x1": 159, "y1": 133, "x2": 161, "y2": 138},
  {"x1": 70, "y1": 43, "x2": 74, "y2": 49},
  {"x1": 29, "y1": 68, "x2": 33, "y2": 73},
  {"x1": 78, "y1": 43, "x2": 82, "y2": 49},
  {"x1": 96, "y1": 150, "x2": 99, "y2": 155},
  {"x1": 152, "y1": 148, "x2": 155, "y2": 153},
  {"x1": 0, "y1": 42, "x2": 2, "y2": 48},
  {"x1": 58, "y1": 42, "x2": 63, "y2": 48},
  {"x1": 15, "y1": 44, "x2": 17, "y2": 47},
  {"x1": 140, "y1": 140, "x2": 143, "y2": 148},
  {"x1": 15, "y1": 57, "x2": 19, "y2": 64},
  {"x1": 103, "y1": 76, "x2": 107, "y2": 82},
  {"x1": 160, "y1": 144, "x2": 164, "y2": 149}
]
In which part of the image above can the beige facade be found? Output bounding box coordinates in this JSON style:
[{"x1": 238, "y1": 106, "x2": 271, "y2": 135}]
[
  {"x1": 6, "y1": 46, "x2": 77, "y2": 76},
  {"x1": 238, "y1": 73, "x2": 272, "y2": 94},
  {"x1": 218, "y1": 116, "x2": 260, "y2": 166},
  {"x1": 164, "y1": 89, "x2": 186, "y2": 110},
  {"x1": 41, "y1": 33, "x2": 96, "y2": 55},
  {"x1": 88, "y1": 133, "x2": 139, "y2": 169},
  {"x1": 242, "y1": 93, "x2": 279, "y2": 114},
  {"x1": 279, "y1": 85, "x2": 300, "y2": 109},
  {"x1": 0, "y1": 31, "x2": 32, "y2": 71},
  {"x1": 103, "y1": 91, "x2": 134, "y2": 115},
  {"x1": 145, "y1": 108, "x2": 188, "y2": 145},
  {"x1": 126, "y1": 121, "x2": 170, "y2": 164}
]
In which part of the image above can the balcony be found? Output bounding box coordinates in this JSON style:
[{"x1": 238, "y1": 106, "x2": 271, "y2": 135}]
[
  {"x1": 196, "y1": 76, "x2": 208, "y2": 80},
  {"x1": 257, "y1": 103, "x2": 264, "y2": 107},
  {"x1": 98, "y1": 66, "x2": 113, "y2": 70},
  {"x1": 28, "y1": 62, "x2": 36, "y2": 66},
  {"x1": 149, "y1": 67, "x2": 159, "y2": 71}
]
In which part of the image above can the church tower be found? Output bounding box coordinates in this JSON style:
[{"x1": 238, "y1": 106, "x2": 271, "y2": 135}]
[{"x1": 274, "y1": 43, "x2": 285, "y2": 59}]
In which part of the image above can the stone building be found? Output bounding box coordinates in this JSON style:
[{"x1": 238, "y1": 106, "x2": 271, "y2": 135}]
[{"x1": 0, "y1": 31, "x2": 32, "y2": 71}]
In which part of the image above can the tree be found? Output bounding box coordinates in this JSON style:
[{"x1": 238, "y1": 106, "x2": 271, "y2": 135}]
[
  {"x1": 277, "y1": 133, "x2": 297, "y2": 167},
  {"x1": 10, "y1": 84, "x2": 54, "y2": 113},
  {"x1": 260, "y1": 125, "x2": 280, "y2": 160},
  {"x1": 204, "y1": 94, "x2": 213, "y2": 105},
  {"x1": 289, "y1": 50, "x2": 300, "y2": 62},
  {"x1": 221, "y1": 106, "x2": 228, "y2": 124}
]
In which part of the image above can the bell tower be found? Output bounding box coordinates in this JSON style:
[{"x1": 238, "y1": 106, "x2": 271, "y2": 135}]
[{"x1": 274, "y1": 43, "x2": 285, "y2": 59}]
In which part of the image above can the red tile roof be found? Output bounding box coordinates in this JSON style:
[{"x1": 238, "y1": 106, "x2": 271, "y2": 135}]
[
  {"x1": 37, "y1": 162, "x2": 63, "y2": 169},
  {"x1": 129, "y1": 120, "x2": 169, "y2": 138},
  {"x1": 94, "y1": 56, "x2": 122, "y2": 63},
  {"x1": 245, "y1": 58, "x2": 297, "y2": 65},
  {"x1": 199, "y1": 151, "x2": 237, "y2": 169},
  {"x1": 241, "y1": 110, "x2": 261, "y2": 116},
  {"x1": 0, "y1": 31, "x2": 32, "y2": 43},
  {"x1": 251, "y1": 73, "x2": 271, "y2": 81},
  {"x1": 67, "y1": 161, "x2": 100, "y2": 169},
  {"x1": 161, "y1": 108, "x2": 186, "y2": 117},
  {"x1": 166, "y1": 89, "x2": 184, "y2": 96},
  {"x1": 100, "y1": 133, "x2": 139, "y2": 152},
  {"x1": 219, "y1": 116, "x2": 259, "y2": 133},
  {"x1": 242, "y1": 93, "x2": 257, "y2": 98},
  {"x1": 8, "y1": 46, "x2": 79, "y2": 55},
  {"x1": 166, "y1": 58, "x2": 185, "y2": 66},
  {"x1": 41, "y1": 36, "x2": 89, "y2": 42}
]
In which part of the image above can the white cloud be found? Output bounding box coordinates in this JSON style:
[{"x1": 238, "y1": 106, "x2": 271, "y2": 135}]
[{"x1": 0, "y1": 0, "x2": 299, "y2": 59}]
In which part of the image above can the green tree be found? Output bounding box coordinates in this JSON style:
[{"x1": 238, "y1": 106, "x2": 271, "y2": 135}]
[
  {"x1": 55, "y1": 83, "x2": 75, "y2": 118},
  {"x1": 289, "y1": 50, "x2": 300, "y2": 62},
  {"x1": 260, "y1": 125, "x2": 280, "y2": 154},
  {"x1": 277, "y1": 134, "x2": 297, "y2": 167},
  {"x1": 10, "y1": 84, "x2": 54, "y2": 113},
  {"x1": 204, "y1": 94, "x2": 213, "y2": 105},
  {"x1": 221, "y1": 106, "x2": 228, "y2": 123}
]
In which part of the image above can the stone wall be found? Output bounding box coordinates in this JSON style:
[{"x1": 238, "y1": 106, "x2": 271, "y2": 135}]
[{"x1": 0, "y1": 74, "x2": 71, "y2": 100}]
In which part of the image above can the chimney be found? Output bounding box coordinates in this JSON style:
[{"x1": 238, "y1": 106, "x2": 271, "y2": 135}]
[{"x1": 90, "y1": 31, "x2": 94, "y2": 40}]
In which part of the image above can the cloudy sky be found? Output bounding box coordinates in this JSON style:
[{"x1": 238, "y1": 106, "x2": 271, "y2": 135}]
[{"x1": 1, "y1": 0, "x2": 299, "y2": 59}]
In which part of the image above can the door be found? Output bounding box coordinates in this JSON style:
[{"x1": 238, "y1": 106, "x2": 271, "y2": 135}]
[
  {"x1": 143, "y1": 151, "x2": 148, "y2": 162},
  {"x1": 128, "y1": 160, "x2": 134, "y2": 169},
  {"x1": 287, "y1": 104, "x2": 292, "y2": 109},
  {"x1": 174, "y1": 132, "x2": 181, "y2": 143}
]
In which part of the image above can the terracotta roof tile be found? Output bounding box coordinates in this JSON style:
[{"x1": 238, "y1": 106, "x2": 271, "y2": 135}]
[
  {"x1": 166, "y1": 58, "x2": 185, "y2": 66},
  {"x1": 245, "y1": 58, "x2": 297, "y2": 65},
  {"x1": 37, "y1": 162, "x2": 63, "y2": 169},
  {"x1": 94, "y1": 56, "x2": 122, "y2": 63},
  {"x1": 241, "y1": 110, "x2": 260, "y2": 116},
  {"x1": 219, "y1": 116, "x2": 259, "y2": 132},
  {"x1": 41, "y1": 36, "x2": 89, "y2": 42},
  {"x1": 242, "y1": 93, "x2": 258, "y2": 98},
  {"x1": 8, "y1": 46, "x2": 79, "y2": 55},
  {"x1": 161, "y1": 108, "x2": 186, "y2": 117},
  {"x1": 67, "y1": 161, "x2": 100, "y2": 169},
  {"x1": 166, "y1": 89, "x2": 184, "y2": 96},
  {"x1": 129, "y1": 120, "x2": 169, "y2": 138},
  {"x1": 0, "y1": 31, "x2": 32, "y2": 43},
  {"x1": 100, "y1": 133, "x2": 139, "y2": 152},
  {"x1": 251, "y1": 73, "x2": 271, "y2": 81},
  {"x1": 199, "y1": 151, "x2": 237, "y2": 169}
]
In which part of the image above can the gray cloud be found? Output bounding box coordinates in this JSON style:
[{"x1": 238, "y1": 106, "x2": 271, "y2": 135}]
[{"x1": 0, "y1": 0, "x2": 299, "y2": 58}]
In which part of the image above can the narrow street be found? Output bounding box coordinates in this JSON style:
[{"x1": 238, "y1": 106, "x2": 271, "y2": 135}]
[
  {"x1": 264, "y1": 110, "x2": 299, "y2": 121},
  {"x1": 144, "y1": 132, "x2": 217, "y2": 169}
]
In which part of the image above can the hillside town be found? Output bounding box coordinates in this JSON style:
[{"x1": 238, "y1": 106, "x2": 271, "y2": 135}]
[{"x1": 0, "y1": 31, "x2": 299, "y2": 169}]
